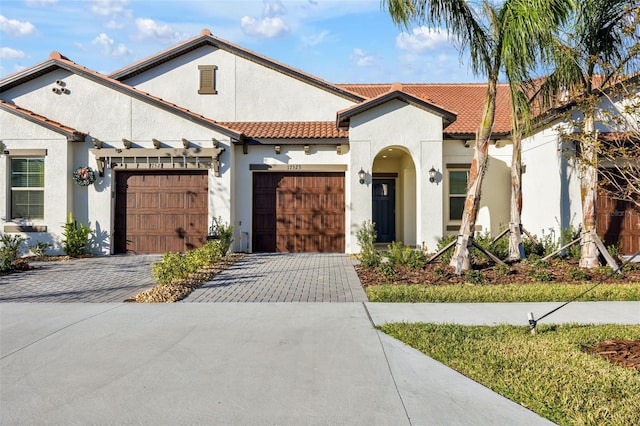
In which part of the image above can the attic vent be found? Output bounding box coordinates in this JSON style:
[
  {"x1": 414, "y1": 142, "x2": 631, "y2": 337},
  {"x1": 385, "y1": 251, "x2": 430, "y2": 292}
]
[{"x1": 198, "y1": 65, "x2": 218, "y2": 94}]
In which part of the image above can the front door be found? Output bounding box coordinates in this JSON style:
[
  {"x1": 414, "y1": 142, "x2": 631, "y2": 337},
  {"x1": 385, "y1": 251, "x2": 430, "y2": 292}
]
[{"x1": 372, "y1": 179, "x2": 395, "y2": 243}]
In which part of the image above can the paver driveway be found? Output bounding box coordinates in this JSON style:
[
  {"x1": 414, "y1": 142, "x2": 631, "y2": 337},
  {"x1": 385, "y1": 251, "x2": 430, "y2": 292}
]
[
  {"x1": 0, "y1": 255, "x2": 160, "y2": 303},
  {"x1": 0, "y1": 253, "x2": 366, "y2": 303}
]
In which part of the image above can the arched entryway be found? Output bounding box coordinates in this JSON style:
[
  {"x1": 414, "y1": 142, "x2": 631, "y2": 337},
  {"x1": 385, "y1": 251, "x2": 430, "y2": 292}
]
[{"x1": 371, "y1": 146, "x2": 417, "y2": 245}]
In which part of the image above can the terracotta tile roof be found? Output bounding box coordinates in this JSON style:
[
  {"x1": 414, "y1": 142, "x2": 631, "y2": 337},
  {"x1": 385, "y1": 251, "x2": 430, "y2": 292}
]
[
  {"x1": 220, "y1": 121, "x2": 348, "y2": 139},
  {"x1": 1, "y1": 52, "x2": 245, "y2": 141},
  {"x1": 337, "y1": 83, "x2": 513, "y2": 136},
  {"x1": 0, "y1": 99, "x2": 86, "y2": 141},
  {"x1": 336, "y1": 87, "x2": 457, "y2": 129}
]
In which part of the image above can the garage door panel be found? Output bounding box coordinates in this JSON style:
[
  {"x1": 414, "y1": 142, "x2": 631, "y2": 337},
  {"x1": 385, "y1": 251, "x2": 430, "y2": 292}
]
[
  {"x1": 597, "y1": 192, "x2": 640, "y2": 255},
  {"x1": 115, "y1": 171, "x2": 208, "y2": 254},
  {"x1": 253, "y1": 172, "x2": 344, "y2": 253}
]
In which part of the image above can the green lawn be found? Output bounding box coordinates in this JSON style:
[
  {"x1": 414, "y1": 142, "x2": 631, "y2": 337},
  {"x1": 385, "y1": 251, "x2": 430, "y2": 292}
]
[
  {"x1": 380, "y1": 323, "x2": 640, "y2": 425},
  {"x1": 366, "y1": 283, "x2": 640, "y2": 302}
]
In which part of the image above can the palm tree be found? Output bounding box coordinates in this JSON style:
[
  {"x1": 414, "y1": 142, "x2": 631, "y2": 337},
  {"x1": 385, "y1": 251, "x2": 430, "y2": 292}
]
[
  {"x1": 538, "y1": 0, "x2": 639, "y2": 268},
  {"x1": 383, "y1": 0, "x2": 572, "y2": 273}
]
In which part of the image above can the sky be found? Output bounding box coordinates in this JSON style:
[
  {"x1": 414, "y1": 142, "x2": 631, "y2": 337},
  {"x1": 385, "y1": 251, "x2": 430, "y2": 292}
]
[{"x1": 0, "y1": 0, "x2": 485, "y2": 83}]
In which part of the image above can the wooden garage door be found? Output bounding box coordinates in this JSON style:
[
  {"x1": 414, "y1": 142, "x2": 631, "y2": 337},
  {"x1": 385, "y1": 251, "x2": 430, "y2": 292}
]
[
  {"x1": 597, "y1": 193, "x2": 640, "y2": 255},
  {"x1": 253, "y1": 172, "x2": 345, "y2": 252},
  {"x1": 115, "y1": 171, "x2": 208, "y2": 254}
]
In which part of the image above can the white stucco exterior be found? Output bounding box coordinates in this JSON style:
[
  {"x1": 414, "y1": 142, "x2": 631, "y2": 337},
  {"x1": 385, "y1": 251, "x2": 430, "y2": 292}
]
[{"x1": 5, "y1": 30, "x2": 622, "y2": 257}]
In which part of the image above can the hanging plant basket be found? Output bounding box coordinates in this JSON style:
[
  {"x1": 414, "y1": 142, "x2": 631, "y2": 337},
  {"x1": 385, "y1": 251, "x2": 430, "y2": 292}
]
[{"x1": 73, "y1": 166, "x2": 97, "y2": 186}]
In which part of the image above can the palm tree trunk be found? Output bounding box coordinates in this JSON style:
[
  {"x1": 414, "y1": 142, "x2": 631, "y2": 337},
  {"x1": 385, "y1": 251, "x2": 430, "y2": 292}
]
[
  {"x1": 450, "y1": 79, "x2": 497, "y2": 274},
  {"x1": 507, "y1": 129, "x2": 524, "y2": 261},
  {"x1": 579, "y1": 113, "x2": 600, "y2": 268}
]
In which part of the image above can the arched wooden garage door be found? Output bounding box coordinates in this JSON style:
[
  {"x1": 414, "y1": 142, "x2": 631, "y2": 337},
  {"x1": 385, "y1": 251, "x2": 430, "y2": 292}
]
[
  {"x1": 252, "y1": 172, "x2": 345, "y2": 252},
  {"x1": 114, "y1": 171, "x2": 208, "y2": 254},
  {"x1": 597, "y1": 193, "x2": 640, "y2": 255}
]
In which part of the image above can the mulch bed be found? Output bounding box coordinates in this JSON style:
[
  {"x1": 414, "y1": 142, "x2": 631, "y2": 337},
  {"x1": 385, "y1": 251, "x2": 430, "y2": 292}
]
[
  {"x1": 583, "y1": 340, "x2": 640, "y2": 372},
  {"x1": 355, "y1": 257, "x2": 640, "y2": 287}
]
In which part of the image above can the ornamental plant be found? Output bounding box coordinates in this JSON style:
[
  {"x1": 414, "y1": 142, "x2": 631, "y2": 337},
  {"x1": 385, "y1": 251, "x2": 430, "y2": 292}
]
[{"x1": 61, "y1": 213, "x2": 92, "y2": 257}]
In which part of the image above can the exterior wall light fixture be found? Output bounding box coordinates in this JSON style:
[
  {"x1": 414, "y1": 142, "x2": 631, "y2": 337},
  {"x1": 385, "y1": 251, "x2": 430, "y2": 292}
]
[
  {"x1": 429, "y1": 166, "x2": 437, "y2": 183},
  {"x1": 358, "y1": 168, "x2": 366, "y2": 184}
]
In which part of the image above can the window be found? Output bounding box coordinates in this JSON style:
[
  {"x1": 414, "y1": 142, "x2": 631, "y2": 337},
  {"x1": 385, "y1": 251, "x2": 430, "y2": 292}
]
[
  {"x1": 198, "y1": 65, "x2": 218, "y2": 94},
  {"x1": 11, "y1": 158, "x2": 44, "y2": 220},
  {"x1": 448, "y1": 169, "x2": 468, "y2": 221}
]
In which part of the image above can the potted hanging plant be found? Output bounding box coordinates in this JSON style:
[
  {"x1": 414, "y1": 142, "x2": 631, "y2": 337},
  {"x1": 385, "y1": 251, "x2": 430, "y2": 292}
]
[{"x1": 72, "y1": 166, "x2": 97, "y2": 186}]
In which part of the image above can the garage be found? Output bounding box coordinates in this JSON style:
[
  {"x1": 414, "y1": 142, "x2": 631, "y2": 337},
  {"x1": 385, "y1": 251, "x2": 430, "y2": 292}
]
[
  {"x1": 114, "y1": 171, "x2": 208, "y2": 254},
  {"x1": 597, "y1": 192, "x2": 640, "y2": 255},
  {"x1": 252, "y1": 172, "x2": 345, "y2": 252}
]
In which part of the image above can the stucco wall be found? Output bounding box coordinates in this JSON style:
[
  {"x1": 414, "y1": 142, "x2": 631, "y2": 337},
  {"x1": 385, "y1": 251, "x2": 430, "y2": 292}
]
[
  {"x1": 521, "y1": 123, "x2": 582, "y2": 244},
  {"x1": 347, "y1": 99, "x2": 444, "y2": 252},
  {"x1": 0, "y1": 110, "x2": 72, "y2": 255},
  {"x1": 2, "y1": 68, "x2": 235, "y2": 254},
  {"x1": 120, "y1": 45, "x2": 355, "y2": 122}
]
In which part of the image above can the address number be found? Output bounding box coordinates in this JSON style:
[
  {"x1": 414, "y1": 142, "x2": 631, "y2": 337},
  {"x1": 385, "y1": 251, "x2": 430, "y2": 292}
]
[{"x1": 287, "y1": 164, "x2": 302, "y2": 170}]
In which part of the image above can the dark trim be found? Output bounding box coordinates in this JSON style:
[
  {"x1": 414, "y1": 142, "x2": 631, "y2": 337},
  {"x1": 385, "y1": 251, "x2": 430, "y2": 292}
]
[
  {"x1": 446, "y1": 224, "x2": 482, "y2": 232},
  {"x1": 236, "y1": 138, "x2": 346, "y2": 146},
  {"x1": 249, "y1": 164, "x2": 347, "y2": 172},
  {"x1": 4, "y1": 225, "x2": 47, "y2": 233},
  {"x1": 372, "y1": 172, "x2": 398, "y2": 178},
  {"x1": 446, "y1": 163, "x2": 471, "y2": 169}
]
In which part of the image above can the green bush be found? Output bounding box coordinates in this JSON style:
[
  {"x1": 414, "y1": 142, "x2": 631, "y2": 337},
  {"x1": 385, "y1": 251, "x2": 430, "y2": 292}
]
[
  {"x1": 434, "y1": 266, "x2": 452, "y2": 280},
  {"x1": 560, "y1": 223, "x2": 582, "y2": 259},
  {"x1": 435, "y1": 234, "x2": 457, "y2": 264},
  {"x1": 61, "y1": 213, "x2": 92, "y2": 257},
  {"x1": 375, "y1": 262, "x2": 397, "y2": 282},
  {"x1": 0, "y1": 234, "x2": 28, "y2": 262},
  {"x1": 151, "y1": 240, "x2": 225, "y2": 285},
  {"x1": 568, "y1": 267, "x2": 590, "y2": 281},
  {"x1": 29, "y1": 241, "x2": 52, "y2": 257},
  {"x1": 210, "y1": 217, "x2": 234, "y2": 254},
  {"x1": 357, "y1": 220, "x2": 380, "y2": 268},
  {"x1": 387, "y1": 241, "x2": 425, "y2": 269},
  {"x1": 494, "y1": 263, "x2": 511, "y2": 276},
  {"x1": 464, "y1": 269, "x2": 485, "y2": 285}
]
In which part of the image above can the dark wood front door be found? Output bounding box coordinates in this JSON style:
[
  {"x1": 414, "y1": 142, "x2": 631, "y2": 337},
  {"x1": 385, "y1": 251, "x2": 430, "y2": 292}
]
[
  {"x1": 252, "y1": 172, "x2": 345, "y2": 252},
  {"x1": 114, "y1": 171, "x2": 208, "y2": 254},
  {"x1": 596, "y1": 192, "x2": 640, "y2": 255},
  {"x1": 372, "y1": 179, "x2": 395, "y2": 243}
]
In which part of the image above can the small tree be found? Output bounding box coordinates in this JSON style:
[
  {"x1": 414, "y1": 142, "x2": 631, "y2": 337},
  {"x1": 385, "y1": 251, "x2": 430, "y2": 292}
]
[{"x1": 61, "y1": 213, "x2": 92, "y2": 257}]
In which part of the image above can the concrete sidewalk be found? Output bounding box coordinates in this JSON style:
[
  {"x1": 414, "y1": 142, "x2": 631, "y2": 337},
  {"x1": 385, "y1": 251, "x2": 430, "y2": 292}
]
[{"x1": 1, "y1": 303, "x2": 560, "y2": 426}]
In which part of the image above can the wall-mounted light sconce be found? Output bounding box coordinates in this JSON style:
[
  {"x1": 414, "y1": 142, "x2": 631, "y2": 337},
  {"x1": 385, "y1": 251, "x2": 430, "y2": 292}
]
[
  {"x1": 429, "y1": 166, "x2": 437, "y2": 183},
  {"x1": 358, "y1": 168, "x2": 366, "y2": 184}
]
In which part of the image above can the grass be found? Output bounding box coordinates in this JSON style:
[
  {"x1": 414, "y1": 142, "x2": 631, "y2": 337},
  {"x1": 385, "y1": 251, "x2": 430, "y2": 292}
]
[
  {"x1": 379, "y1": 323, "x2": 640, "y2": 425},
  {"x1": 366, "y1": 283, "x2": 640, "y2": 302}
]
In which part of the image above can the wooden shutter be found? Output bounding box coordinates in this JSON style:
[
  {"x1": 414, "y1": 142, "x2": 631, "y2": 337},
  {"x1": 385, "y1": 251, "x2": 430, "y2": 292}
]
[{"x1": 198, "y1": 65, "x2": 218, "y2": 94}]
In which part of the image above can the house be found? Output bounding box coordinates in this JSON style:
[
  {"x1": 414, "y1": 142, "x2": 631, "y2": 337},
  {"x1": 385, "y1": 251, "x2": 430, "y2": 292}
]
[{"x1": 1, "y1": 29, "x2": 637, "y2": 256}]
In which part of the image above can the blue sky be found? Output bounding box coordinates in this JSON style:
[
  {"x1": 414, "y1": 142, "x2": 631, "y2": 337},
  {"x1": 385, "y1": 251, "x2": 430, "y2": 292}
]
[{"x1": 0, "y1": 0, "x2": 484, "y2": 83}]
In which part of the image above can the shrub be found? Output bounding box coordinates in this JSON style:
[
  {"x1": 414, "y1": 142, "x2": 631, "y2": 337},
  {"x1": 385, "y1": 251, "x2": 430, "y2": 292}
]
[
  {"x1": 567, "y1": 267, "x2": 590, "y2": 281},
  {"x1": 29, "y1": 241, "x2": 52, "y2": 257},
  {"x1": 387, "y1": 241, "x2": 426, "y2": 269},
  {"x1": 210, "y1": 217, "x2": 234, "y2": 254},
  {"x1": 151, "y1": 240, "x2": 225, "y2": 286},
  {"x1": 435, "y1": 234, "x2": 457, "y2": 264},
  {"x1": 464, "y1": 269, "x2": 484, "y2": 285},
  {"x1": 529, "y1": 269, "x2": 555, "y2": 282},
  {"x1": 560, "y1": 223, "x2": 581, "y2": 259},
  {"x1": 61, "y1": 213, "x2": 92, "y2": 257},
  {"x1": 0, "y1": 234, "x2": 28, "y2": 261},
  {"x1": 357, "y1": 220, "x2": 380, "y2": 268},
  {"x1": 494, "y1": 263, "x2": 511, "y2": 276},
  {"x1": 434, "y1": 266, "x2": 452, "y2": 280},
  {"x1": 375, "y1": 262, "x2": 397, "y2": 282},
  {"x1": 607, "y1": 243, "x2": 621, "y2": 261}
]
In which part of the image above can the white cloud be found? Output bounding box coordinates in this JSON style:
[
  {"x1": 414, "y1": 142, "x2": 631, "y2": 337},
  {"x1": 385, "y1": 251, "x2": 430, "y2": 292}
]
[
  {"x1": 241, "y1": 16, "x2": 289, "y2": 38},
  {"x1": 0, "y1": 15, "x2": 36, "y2": 36},
  {"x1": 350, "y1": 48, "x2": 375, "y2": 67},
  {"x1": 396, "y1": 27, "x2": 452, "y2": 52},
  {"x1": 0, "y1": 47, "x2": 25, "y2": 59},
  {"x1": 301, "y1": 30, "x2": 328, "y2": 47},
  {"x1": 135, "y1": 18, "x2": 189, "y2": 43},
  {"x1": 241, "y1": 0, "x2": 290, "y2": 38},
  {"x1": 91, "y1": 0, "x2": 130, "y2": 17},
  {"x1": 105, "y1": 20, "x2": 125, "y2": 30},
  {"x1": 92, "y1": 33, "x2": 131, "y2": 56}
]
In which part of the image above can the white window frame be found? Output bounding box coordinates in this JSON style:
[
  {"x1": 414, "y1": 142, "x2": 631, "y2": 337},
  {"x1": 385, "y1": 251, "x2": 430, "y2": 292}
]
[{"x1": 10, "y1": 157, "x2": 45, "y2": 221}]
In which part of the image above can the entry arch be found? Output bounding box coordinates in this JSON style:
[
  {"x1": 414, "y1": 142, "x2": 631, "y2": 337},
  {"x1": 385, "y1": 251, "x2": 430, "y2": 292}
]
[{"x1": 371, "y1": 145, "x2": 417, "y2": 245}]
